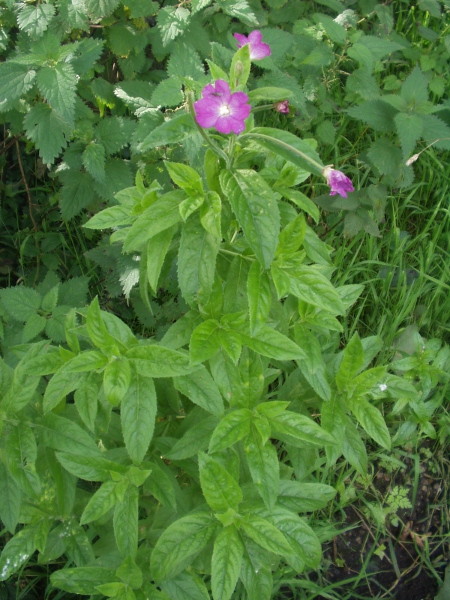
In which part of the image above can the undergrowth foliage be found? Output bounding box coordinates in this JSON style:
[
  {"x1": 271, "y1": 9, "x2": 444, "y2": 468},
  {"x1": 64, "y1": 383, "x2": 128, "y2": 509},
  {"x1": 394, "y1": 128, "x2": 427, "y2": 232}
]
[{"x1": 1, "y1": 1, "x2": 450, "y2": 600}]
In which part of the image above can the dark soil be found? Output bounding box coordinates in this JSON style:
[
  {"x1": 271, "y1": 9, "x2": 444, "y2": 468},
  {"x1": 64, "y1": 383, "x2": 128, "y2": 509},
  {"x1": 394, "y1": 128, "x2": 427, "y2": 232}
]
[{"x1": 316, "y1": 450, "x2": 449, "y2": 600}]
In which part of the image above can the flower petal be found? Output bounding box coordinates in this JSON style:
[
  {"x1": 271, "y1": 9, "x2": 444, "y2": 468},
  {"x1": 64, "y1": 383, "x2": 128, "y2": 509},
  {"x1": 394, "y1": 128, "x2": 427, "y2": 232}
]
[{"x1": 234, "y1": 33, "x2": 248, "y2": 48}]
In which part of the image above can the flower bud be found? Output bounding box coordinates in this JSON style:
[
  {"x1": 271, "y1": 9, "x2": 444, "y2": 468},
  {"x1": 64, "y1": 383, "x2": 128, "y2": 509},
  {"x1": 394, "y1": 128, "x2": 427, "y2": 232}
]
[
  {"x1": 234, "y1": 60, "x2": 244, "y2": 80},
  {"x1": 274, "y1": 100, "x2": 289, "y2": 114}
]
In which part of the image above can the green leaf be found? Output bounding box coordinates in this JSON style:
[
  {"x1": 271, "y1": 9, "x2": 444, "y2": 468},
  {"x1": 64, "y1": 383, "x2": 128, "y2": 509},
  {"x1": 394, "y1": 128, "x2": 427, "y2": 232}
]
[
  {"x1": 43, "y1": 367, "x2": 83, "y2": 413},
  {"x1": 38, "y1": 414, "x2": 99, "y2": 457},
  {"x1": 121, "y1": 371, "x2": 157, "y2": 464},
  {"x1": 150, "y1": 510, "x2": 217, "y2": 581},
  {"x1": 123, "y1": 190, "x2": 185, "y2": 252},
  {"x1": 59, "y1": 170, "x2": 98, "y2": 219},
  {"x1": 347, "y1": 99, "x2": 397, "y2": 133},
  {"x1": 220, "y1": 170, "x2": 280, "y2": 269},
  {"x1": 240, "y1": 549, "x2": 272, "y2": 600},
  {"x1": 0, "y1": 463, "x2": 21, "y2": 534},
  {"x1": 336, "y1": 332, "x2": 364, "y2": 392},
  {"x1": 17, "y1": 4, "x2": 55, "y2": 37},
  {"x1": 161, "y1": 571, "x2": 209, "y2": 600},
  {"x1": 167, "y1": 42, "x2": 205, "y2": 79},
  {"x1": 96, "y1": 116, "x2": 135, "y2": 154},
  {"x1": 271, "y1": 411, "x2": 336, "y2": 447},
  {"x1": 157, "y1": 6, "x2": 191, "y2": 46},
  {"x1": 152, "y1": 78, "x2": 183, "y2": 108},
  {"x1": 400, "y1": 65, "x2": 429, "y2": 104},
  {"x1": 178, "y1": 214, "x2": 220, "y2": 306},
  {"x1": 211, "y1": 525, "x2": 244, "y2": 600},
  {"x1": 395, "y1": 112, "x2": 423, "y2": 158},
  {"x1": 198, "y1": 452, "x2": 242, "y2": 512},
  {"x1": 209, "y1": 409, "x2": 253, "y2": 453},
  {"x1": 1, "y1": 343, "x2": 46, "y2": 413},
  {"x1": 262, "y1": 506, "x2": 322, "y2": 569},
  {"x1": 51, "y1": 567, "x2": 116, "y2": 595},
  {"x1": 104, "y1": 358, "x2": 131, "y2": 406},
  {"x1": 342, "y1": 417, "x2": 368, "y2": 474},
  {"x1": 24, "y1": 102, "x2": 70, "y2": 164},
  {"x1": 22, "y1": 313, "x2": 46, "y2": 342},
  {"x1": 247, "y1": 261, "x2": 272, "y2": 336},
  {"x1": 278, "y1": 481, "x2": 336, "y2": 512},
  {"x1": 114, "y1": 485, "x2": 138, "y2": 558},
  {"x1": 0, "y1": 526, "x2": 36, "y2": 581},
  {"x1": 0, "y1": 62, "x2": 36, "y2": 112},
  {"x1": 216, "y1": 0, "x2": 258, "y2": 26},
  {"x1": 190, "y1": 319, "x2": 221, "y2": 364},
  {"x1": 294, "y1": 326, "x2": 331, "y2": 401},
  {"x1": 348, "y1": 397, "x2": 391, "y2": 450},
  {"x1": 0, "y1": 285, "x2": 41, "y2": 322},
  {"x1": 135, "y1": 112, "x2": 196, "y2": 153},
  {"x1": 126, "y1": 344, "x2": 197, "y2": 377},
  {"x1": 238, "y1": 325, "x2": 306, "y2": 361},
  {"x1": 243, "y1": 128, "x2": 323, "y2": 175},
  {"x1": 313, "y1": 12, "x2": 347, "y2": 43},
  {"x1": 146, "y1": 225, "x2": 177, "y2": 294},
  {"x1": 165, "y1": 161, "x2": 203, "y2": 196},
  {"x1": 37, "y1": 63, "x2": 76, "y2": 127},
  {"x1": 55, "y1": 451, "x2": 127, "y2": 481},
  {"x1": 244, "y1": 427, "x2": 279, "y2": 510},
  {"x1": 80, "y1": 480, "x2": 119, "y2": 524},
  {"x1": 230, "y1": 43, "x2": 250, "y2": 90},
  {"x1": 145, "y1": 461, "x2": 176, "y2": 510},
  {"x1": 277, "y1": 188, "x2": 320, "y2": 223},
  {"x1": 82, "y1": 142, "x2": 106, "y2": 183},
  {"x1": 167, "y1": 415, "x2": 219, "y2": 460},
  {"x1": 240, "y1": 514, "x2": 292, "y2": 557},
  {"x1": 247, "y1": 87, "x2": 293, "y2": 103},
  {"x1": 174, "y1": 366, "x2": 224, "y2": 416}
]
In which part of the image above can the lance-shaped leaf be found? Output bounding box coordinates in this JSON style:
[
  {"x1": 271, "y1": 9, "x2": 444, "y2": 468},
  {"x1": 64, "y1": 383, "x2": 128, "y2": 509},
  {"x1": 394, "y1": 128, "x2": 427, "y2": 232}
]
[
  {"x1": 220, "y1": 169, "x2": 280, "y2": 269},
  {"x1": 238, "y1": 325, "x2": 306, "y2": 361},
  {"x1": 174, "y1": 366, "x2": 224, "y2": 416},
  {"x1": 151, "y1": 510, "x2": 217, "y2": 581},
  {"x1": 242, "y1": 128, "x2": 324, "y2": 175},
  {"x1": 126, "y1": 344, "x2": 197, "y2": 377},
  {"x1": 80, "y1": 480, "x2": 120, "y2": 524},
  {"x1": 121, "y1": 371, "x2": 157, "y2": 464},
  {"x1": 198, "y1": 452, "x2": 242, "y2": 513},
  {"x1": 348, "y1": 397, "x2": 391, "y2": 450},
  {"x1": 0, "y1": 526, "x2": 36, "y2": 581},
  {"x1": 209, "y1": 408, "x2": 253, "y2": 454},
  {"x1": 211, "y1": 525, "x2": 244, "y2": 600},
  {"x1": 271, "y1": 411, "x2": 336, "y2": 447},
  {"x1": 247, "y1": 261, "x2": 272, "y2": 335},
  {"x1": 167, "y1": 415, "x2": 219, "y2": 460},
  {"x1": 161, "y1": 571, "x2": 210, "y2": 600},
  {"x1": 123, "y1": 190, "x2": 185, "y2": 252},
  {"x1": 190, "y1": 319, "x2": 221, "y2": 364},
  {"x1": 38, "y1": 414, "x2": 99, "y2": 457},
  {"x1": 244, "y1": 426, "x2": 279, "y2": 511},
  {"x1": 51, "y1": 567, "x2": 116, "y2": 595},
  {"x1": 239, "y1": 514, "x2": 292, "y2": 557},
  {"x1": 114, "y1": 485, "x2": 138, "y2": 558},
  {"x1": 55, "y1": 452, "x2": 127, "y2": 481},
  {"x1": 104, "y1": 357, "x2": 131, "y2": 406},
  {"x1": 336, "y1": 332, "x2": 365, "y2": 391}
]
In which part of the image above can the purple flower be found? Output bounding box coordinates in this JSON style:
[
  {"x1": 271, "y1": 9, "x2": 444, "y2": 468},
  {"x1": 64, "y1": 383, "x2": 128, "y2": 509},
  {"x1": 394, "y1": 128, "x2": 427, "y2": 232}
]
[
  {"x1": 322, "y1": 166, "x2": 354, "y2": 198},
  {"x1": 234, "y1": 30, "x2": 271, "y2": 60},
  {"x1": 274, "y1": 100, "x2": 290, "y2": 114},
  {"x1": 194, "y1": 79, "x2": 251, "y2": 135}
]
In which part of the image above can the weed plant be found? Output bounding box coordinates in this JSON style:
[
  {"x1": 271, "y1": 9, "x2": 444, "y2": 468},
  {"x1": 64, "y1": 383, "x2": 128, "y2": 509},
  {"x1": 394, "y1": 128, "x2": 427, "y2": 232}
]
[{"x1": 1, "y1": 1, "x2": 450, "y2": 600}]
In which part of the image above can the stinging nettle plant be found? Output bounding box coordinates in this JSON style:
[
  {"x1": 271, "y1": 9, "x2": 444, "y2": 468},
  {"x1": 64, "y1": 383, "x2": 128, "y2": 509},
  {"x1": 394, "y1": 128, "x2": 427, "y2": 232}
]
[{"x1": 0, "y1": 25, "x2": 425, "y2": 600}]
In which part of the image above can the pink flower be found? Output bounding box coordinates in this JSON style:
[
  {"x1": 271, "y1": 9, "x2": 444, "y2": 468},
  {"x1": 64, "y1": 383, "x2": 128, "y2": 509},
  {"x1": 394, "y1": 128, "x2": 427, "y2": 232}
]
[
  {"x1": 234, "y1": 30, "x2": 271, "y2": 60},
  {"x1": 274, "y1": 100, "x2": 290, "y2": 114},
  {"x1": 194, "y1": 79, "x2": 251, "y2": 135},
  {"x1": 322, "y1": 166, "x2": 354, "y2": 198}
]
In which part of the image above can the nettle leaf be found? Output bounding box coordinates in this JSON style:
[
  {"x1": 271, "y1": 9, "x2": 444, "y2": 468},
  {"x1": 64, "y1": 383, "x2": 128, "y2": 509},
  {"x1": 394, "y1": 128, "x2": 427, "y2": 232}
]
[
  {"x1": 347, "y1": 99, "x2": 397, "y2": 133},
  {"x1": 96, "y1": 117, "x2": 135, "y2": 154},
  {"x1": 84, "y1": 0, "x2": 120, "y2": 19},
  {"x1": 211, "y1": 525, "x2": 244, "y2": 600},
  {"x1": 37, "y1": 63, "x2": 77, "y2": 127},
  {"x1": 17, "y1": 3, "x2": 55, "y2": 37},
  {"x1": 394, "y1": 112, "x2": 424, "y2": 158},
  {"x1": 82, "y1": 142, "x2": 106, "y2": 183},
  {"x1": 0, "y1": 62, "x2": 36, "y2": 112},
  {"x1": 125, "y1": 0, "x2": 158, "y2": 18},
  {"x1": 220, "y1": 170, "x2": 280, "y2": 270},
  {"x1": 151, "y1": 77, "x2": 183, "y2": 108},
  {"x1": 24, "y1": 103, "x2": 70, "y2": 165},
  {"x1": 93, "y1": 158, "x2": 133, "y2": 202},
  {"x1": 157, "y1": 6, "x2": 191, "y2": 46},
  {"x1": 191, "y1": 0, "x2": 213, "y2": 13},
  {"x1": 150, "y1": 510, "x2": 217, "y2": 581},
  {"x1": 58, "y1": 170, "x2": 98, "y2": 220},
  {"x1": 216, "y1": 0, "x2": 258, "y2": 26},
  {"x1": 0, "y1": 286, "x2": 41, "y2": 322},
  {"x1": 167, "y1": 42, "x2": 205, "y2": 80},
  {"x1": 58, "y1": 0, "x2": 89, "y2": 31},
  {"x1": 400, "y1": 65, "x2": 429, "y2": 104}
]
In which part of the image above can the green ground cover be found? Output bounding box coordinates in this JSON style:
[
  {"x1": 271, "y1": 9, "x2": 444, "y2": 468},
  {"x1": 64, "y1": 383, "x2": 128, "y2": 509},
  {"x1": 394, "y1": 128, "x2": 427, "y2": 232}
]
[{"x1": 0, "y1": 0, "x2": 449, "y2": 599}]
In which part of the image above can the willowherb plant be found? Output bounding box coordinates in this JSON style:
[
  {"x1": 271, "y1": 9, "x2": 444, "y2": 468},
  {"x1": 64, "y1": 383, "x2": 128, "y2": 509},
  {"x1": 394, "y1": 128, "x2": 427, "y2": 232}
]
[{"x1": 0, "y1": 28, "x2": 424, "y2": 600}]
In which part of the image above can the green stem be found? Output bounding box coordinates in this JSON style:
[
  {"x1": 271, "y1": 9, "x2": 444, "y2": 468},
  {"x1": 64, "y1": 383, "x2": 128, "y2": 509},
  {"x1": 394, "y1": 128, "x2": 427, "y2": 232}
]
[
  {"x1": 251, "y1": 104, "x2": 275, "y2": 113},
  {"x1": 227, "y1": 134, "x2": 236, "y2": 170},
  {"x1": 239, "y1": 132, "x2": 324, "y2": 175},
  {"x1": 186, "y1": 91, "x2": 229, "y2": 164}
]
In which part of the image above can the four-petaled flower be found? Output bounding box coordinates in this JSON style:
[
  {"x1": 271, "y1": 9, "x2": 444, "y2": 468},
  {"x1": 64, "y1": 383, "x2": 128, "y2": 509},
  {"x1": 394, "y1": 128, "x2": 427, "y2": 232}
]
[
  {"x1": 322, "y1": 166, "x2": 354, "y2": 198},
  {"x1": 194, "y1": 79, "x2": 251, "y2": 135},
  {"x1": 234, "y1": 30, "x2": 271, "y2": 60},
  {"x1": 274, "y1": 100, "x2": 290, "y2": 114}
]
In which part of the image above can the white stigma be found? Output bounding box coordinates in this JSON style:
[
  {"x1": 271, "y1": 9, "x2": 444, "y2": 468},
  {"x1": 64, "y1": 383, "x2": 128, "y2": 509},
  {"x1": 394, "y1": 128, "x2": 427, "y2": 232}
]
[{"x1": 219, "y1": 104, "x2": 231, "y2": 116}]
